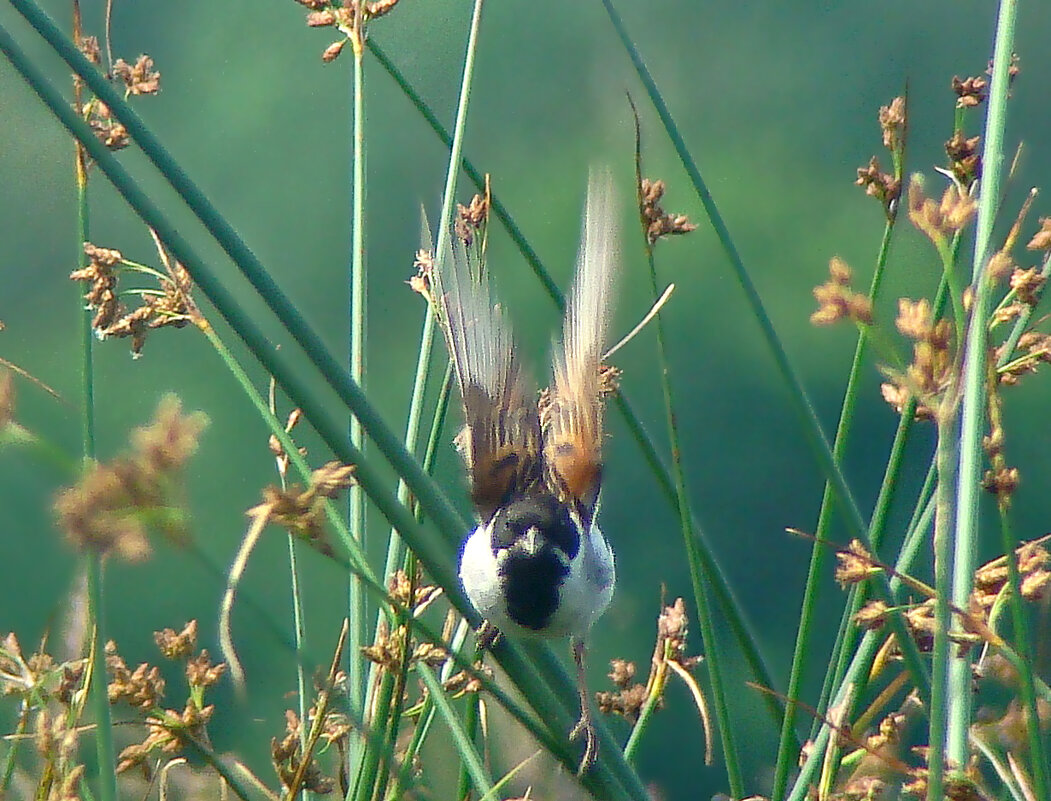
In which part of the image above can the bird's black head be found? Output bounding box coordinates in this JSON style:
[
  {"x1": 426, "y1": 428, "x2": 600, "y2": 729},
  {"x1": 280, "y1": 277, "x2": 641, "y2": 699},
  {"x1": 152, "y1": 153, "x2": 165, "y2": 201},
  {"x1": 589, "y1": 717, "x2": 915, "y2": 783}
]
[{"x1": 489, "y1": 494, "x2": 580, "y2": 561}]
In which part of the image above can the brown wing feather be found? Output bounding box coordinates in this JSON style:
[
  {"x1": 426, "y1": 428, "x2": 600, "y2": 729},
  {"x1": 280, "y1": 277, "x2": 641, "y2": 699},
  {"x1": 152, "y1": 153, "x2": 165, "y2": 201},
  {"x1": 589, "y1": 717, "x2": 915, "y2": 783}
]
[
  {"x1": 433, "y1": 237, "x2": 541, "y2": 521},
  {"x1": 542, "y1": 170, "x2": 619, "y2": 518}
]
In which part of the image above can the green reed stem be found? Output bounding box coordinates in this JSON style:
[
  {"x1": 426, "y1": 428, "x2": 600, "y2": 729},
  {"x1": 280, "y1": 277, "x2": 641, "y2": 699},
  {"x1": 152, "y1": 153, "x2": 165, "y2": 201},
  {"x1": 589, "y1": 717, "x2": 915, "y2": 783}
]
[
  {"x1": 928, "y1": 402, "x2": 958, "y2": 801},
  {"x1": 393, "y1": 619, "x2": 472, "y2": 799},
  {"x1": 348, "y1": 25, "x2": 368, "y2": 770},
  {"x1": 74, "y1": 67, "x2": 116, "y2": 801},
  {"x1": 622, "y1": 641, "x2": 670, "y2": 765},
  {"x1": 85, "y1": 559, "x2": 115, "y2": 801},
  {"x1": 455, "y1": 688, "x2": 482, "y2": 801},
  {"x1": 946, "y1": 0, "x2": 1017, "y2": 774},
  {"x1": 286, "y1": 534, "x2": 311, "y2": 801},
  {"x1": 604, "y1": 0, "x2": 937, "y2": 727},
  {"x1": 417, "y1": 664, "x2": 493, "y2": 798}
]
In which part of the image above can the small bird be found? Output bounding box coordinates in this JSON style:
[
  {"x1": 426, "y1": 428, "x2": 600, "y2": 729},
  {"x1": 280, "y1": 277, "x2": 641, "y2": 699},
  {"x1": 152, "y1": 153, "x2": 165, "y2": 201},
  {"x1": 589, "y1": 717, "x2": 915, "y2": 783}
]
[{"x1": 433, "y1": 169, "x2": 619, "y2": 773}]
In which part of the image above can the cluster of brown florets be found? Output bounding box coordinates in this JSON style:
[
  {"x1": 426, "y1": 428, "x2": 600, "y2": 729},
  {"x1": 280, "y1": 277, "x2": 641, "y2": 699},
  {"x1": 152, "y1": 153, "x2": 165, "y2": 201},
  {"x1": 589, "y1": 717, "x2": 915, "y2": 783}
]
[
  {"x1": 360, "y1": 569, "x2": 448, "y2": 674},
  {"x1": 248, "y1": 461, "x2": 356, "y2": 557},
  {"x1": 53, "y1": 396, "x2": 208, "y2": 561},
  {"x1": 638, "y1": 178, "x2": 698, "y2": 245},
  {"x1": 74, "y1": 36, "x2": 160, "y2": 155},
  {"x1": 810, "y1": 257, "x2": 874, "y2": 327},
  {"x1": 292, "y1": 0, "x2": 403, "y2": 62},
  {"x1": 71, "y1": 239, "x2": 198, "y2": 356},
  {"x1": 820, "y1": 70, "x2": 1051, "y2": 432},
  {"x1": 827, "y1": 534, "x2": 1051, "y2": 798},
  {"x1": 109, "y1": 622, "x2": 227, "y2": 777},
  {"x1": 455, "y1": 189, "x2": 491, "y2": 246},
  {"x1": 906, "y1": 176, "x2": 978, "y2": 250},
  {"x1": 880, "y1": 296, "x2": 955, "y2": 421},
  {"x1": 844, "y1": 538, "x2": 1051, "y2": 655},
  {"x1": 596, "y1": 597, "x2": 710, "y2": 760},
  {"x1": 272, "y1": 709, "x2": 342, "y2": 795},
  {"x1": 855, "y1": 97, "x2": 906, "y2": 219}
]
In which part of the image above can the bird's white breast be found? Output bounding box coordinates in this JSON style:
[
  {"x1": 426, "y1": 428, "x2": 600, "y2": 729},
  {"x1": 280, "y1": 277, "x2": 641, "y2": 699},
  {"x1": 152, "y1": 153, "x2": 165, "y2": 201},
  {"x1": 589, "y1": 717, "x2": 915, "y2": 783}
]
[{"x1": 458, "y1": 517, "x2": 615, "y2": 639}]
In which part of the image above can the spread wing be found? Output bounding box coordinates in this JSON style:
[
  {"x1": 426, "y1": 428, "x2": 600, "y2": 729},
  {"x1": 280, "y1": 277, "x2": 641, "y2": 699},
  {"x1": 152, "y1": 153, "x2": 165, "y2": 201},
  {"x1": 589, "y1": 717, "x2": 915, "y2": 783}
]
[
  {"x1": 542, "y1": 169, "x2": 619, "y2": 521},
  {"x1": 433, "y1": 237, "x2": 541, "y2": 522}
]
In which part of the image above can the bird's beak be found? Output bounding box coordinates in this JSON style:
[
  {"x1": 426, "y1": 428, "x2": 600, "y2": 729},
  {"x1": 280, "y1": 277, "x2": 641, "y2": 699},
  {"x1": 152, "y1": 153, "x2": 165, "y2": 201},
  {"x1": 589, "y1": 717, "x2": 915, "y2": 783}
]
[{"x1": 522, "y1": 526, "x2": 542, "y2": 556}]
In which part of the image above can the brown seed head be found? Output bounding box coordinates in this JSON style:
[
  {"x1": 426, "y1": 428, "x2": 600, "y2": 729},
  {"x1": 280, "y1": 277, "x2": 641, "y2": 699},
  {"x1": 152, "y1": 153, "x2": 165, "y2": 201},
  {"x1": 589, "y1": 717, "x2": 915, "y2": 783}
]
[
  {"x1": 811, "y1": 258, "x2": 873, "y2": 326},
  {"x1": 310, "y1": 461, "x2": 356, "y2": 498},
  {"x1": 596, "y1": 682, "x2": 650, "y2": 724},
  {"x1": 951, "y1": 75, "x2": 988, "y2": 108},
  {"x1": 878, "y1": 96, "x2": 906, "y2": 153},
  {"x1": 853, "y1": 600, "x2": 889, "y2": 630},
  {"x1": 880, "y1": 382, "x2": 935, "y2": 421},
  {"x1": 107, "y1": 644, "x2": 165, "y2": 710},
  {"x1": 321, "y1": 39, "x2": 347, "y2": 63},
  {"x1": 154, "y1": 620, "x2": 198, "y2": 661},
  {"x1": 455, "y1": 193, "x2": 490, "y2": 245},
  {"x1": 895, "y1": 298, "x2": 933, "y2": 340},
  {"x1": 54, "y1": 396, "x2": 207, "y2": 560},
  {"x1": 834, "y1": 540, "x2": 879, "y2": 587},
  {"x1": 366, "y1": 0, "x2": 401, "y2": 19},
  {"x1": 1008, "y1": 266, "x2": 1045, "y2": 305},
  {"x1": 986, "y1": 251, "x2": 1015, "y2": 283},
  {"x1": 78, "y1": 35, "x2": 102, "y2": 64},
  {"x1": 638, "y1": 177, "x2": 697, "y2": 245},
  {"x1": 855, "y1": 156, "x2": 900, "y2": 217},
  {"x1": 608, "y1": 658, "x2": 636, "y2": 689},
  {"x1": 1026, "y1": 217, "x2": 1051, "y2": 251},
  {"x1": 945, "y1": 131, "x2": 981, "y2": 186},
  {"x1": 306, "y1": 8, "x2": 337, "y2": 26},
  {"x1": 112, "y1": 55, "x2": 161, "y2": 97},
  {"x1": 186, "y1": 649, "x2": 227, "y2": 688},
  {"x1": 132, "y1": 395, "x2": 208, "y2": 474}
]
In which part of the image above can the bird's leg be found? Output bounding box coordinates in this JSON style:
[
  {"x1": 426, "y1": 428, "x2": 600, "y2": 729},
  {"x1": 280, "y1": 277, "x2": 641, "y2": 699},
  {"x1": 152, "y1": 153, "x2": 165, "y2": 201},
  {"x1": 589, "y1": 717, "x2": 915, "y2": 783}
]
[
  {"x1": 568, "y1": 635, "x2": 598, "y2": 774},
  {"x1": 475, "y1": 619, "x2": 502, "y2": 651}
]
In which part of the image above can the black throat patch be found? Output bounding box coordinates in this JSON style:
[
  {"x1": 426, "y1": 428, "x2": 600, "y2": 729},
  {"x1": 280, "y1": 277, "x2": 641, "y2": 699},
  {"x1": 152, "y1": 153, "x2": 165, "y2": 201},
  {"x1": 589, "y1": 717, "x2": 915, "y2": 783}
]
[{"x1": 489, "y1": 496, "x2": 580, "y2": 630}]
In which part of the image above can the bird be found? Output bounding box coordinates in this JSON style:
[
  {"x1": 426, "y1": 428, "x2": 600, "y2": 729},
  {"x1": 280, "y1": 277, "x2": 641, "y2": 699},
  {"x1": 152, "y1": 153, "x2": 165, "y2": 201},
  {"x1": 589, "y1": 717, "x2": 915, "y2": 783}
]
[{"x1": 432, "y1": 168, "x2": 619, "y2": 773}]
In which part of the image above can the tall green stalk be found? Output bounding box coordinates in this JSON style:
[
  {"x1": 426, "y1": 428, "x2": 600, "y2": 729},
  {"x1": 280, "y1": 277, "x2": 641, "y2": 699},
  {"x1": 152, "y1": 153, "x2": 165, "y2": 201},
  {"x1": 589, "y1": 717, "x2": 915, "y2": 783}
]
[
  {"x1": 928, "y1": 404, "x2": 959, "y2": 801},
  {"x1": 346, "y1": 13, "x2": 369, "y2": 789},
  {"x1": 286, "y1": 534, "x2": 311, "y2": 801},
  {"x1": 73, "y1": 42, "x2": 115, "y2": 799},
  {"x1": 945, "y1": 0, "x2": 1017, "y2": 774}
]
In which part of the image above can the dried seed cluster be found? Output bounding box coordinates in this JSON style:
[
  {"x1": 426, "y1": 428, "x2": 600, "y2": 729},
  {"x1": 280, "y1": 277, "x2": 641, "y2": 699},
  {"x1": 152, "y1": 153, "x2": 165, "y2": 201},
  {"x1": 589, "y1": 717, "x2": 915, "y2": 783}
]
[
  {"x1": 111, "y1": 622, "x2": 227, "y2": 776},
  {"x1": 71, "y1": 241, "x2": 198, "y2": 356},
  {"x1": 810, "y1": 257, "x2": 874, "y2": 327},
  {"x1": 292, "y1": 0, "x2": 403, "y2": 62},
  {"x1": 248, "y1": 461, "x2": 356, "y2": 556},
  {"x1": 74, "y1": 37, "x2": 160, "y2": 156},
  {"x1": 596, "y1": 595, "x2": 707, "y2": 762},
  {"x1": 638, "y1": 178, "x2": 697, "y2": 245},
  {"x1": 54, "y1": 396, "x2": 208, "y2": 560}
]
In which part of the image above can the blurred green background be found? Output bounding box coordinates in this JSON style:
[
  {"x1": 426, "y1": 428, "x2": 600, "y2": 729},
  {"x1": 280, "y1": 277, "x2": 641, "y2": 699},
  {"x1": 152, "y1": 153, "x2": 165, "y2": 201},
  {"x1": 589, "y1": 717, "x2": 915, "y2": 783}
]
[{"x1": 3, "y1": 0, "x2": 1051, "y2": 797}]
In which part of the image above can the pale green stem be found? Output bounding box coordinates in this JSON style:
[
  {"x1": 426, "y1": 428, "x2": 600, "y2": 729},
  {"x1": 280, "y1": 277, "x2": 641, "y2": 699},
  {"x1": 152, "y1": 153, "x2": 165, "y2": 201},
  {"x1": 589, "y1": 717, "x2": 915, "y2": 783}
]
[
  {"x1": 946, "y1": 0, "x2": 1017, "y2": 773},
  {"x1": 348, "y1": 21, "x2": 368, "y2": 786}
]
